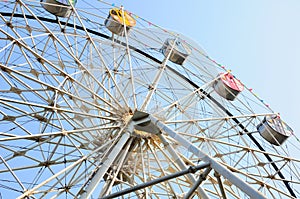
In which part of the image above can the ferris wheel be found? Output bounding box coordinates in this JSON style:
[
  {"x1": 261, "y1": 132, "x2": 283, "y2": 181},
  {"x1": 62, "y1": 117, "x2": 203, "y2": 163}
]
[{"x1": 0, "y1": 0, "x2": 299, "y2": 198}]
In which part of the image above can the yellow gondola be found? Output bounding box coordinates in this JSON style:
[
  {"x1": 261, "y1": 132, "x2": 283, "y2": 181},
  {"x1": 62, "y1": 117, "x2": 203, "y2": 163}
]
[{"x1": 105, "y1": 8, "x2": 136, "y2": 36}]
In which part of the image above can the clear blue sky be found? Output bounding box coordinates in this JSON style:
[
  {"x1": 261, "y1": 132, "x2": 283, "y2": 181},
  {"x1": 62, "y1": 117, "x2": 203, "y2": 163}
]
[
  {"x1": 112, "y1": 0, "x2": 300, "y2": 141},
  {"x1": 0, "y1": 1, "x2": 299, "y2": 197}
]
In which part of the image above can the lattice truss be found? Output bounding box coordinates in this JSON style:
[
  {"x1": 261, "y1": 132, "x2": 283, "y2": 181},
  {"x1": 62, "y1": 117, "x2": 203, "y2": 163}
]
[{"x1": 0, "y1": 0, "x2": 299, "y2": 198}]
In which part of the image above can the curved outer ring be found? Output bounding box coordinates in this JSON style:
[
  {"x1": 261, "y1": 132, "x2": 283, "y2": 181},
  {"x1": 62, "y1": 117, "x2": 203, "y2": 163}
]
[{"x1": 0, "y1": 12, "x2": 295, "y2": 197}]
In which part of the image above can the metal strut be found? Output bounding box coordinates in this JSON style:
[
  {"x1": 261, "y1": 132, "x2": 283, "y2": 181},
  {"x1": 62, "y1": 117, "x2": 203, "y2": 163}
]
[
  {"x1": 184, "y1": 167, "x2": 212, "y2": 199},
  {"x1": 1, "y1": 11, "x2": 295, "y2": 198},
  {"x1": 150, "y1": 115, "x2": 267, "y2": 199},
  {"x1": 78, "y1": 126, "x2": 133, "y2": 198},
  {"x1": 100, "y1": 162, "x2": 211, "y2": 199}
]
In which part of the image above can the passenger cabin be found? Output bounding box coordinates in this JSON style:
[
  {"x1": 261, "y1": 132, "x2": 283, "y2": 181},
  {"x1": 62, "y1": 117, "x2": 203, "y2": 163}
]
[
  {"x1": 161, "y1": 38, "x2": 191, "y2": 65},
  {"x1": 105, "y1": 8, "x2": 136, "y2": 36},
  {"x1": 213, "y1": 73, "x2": 243, "y2": 101},
  {"x1": 257, "y1": 116, "x2": 292, "y2": 146},
  {"x1": 41, "y1": 0, "x2": 76, "y2": 18}
]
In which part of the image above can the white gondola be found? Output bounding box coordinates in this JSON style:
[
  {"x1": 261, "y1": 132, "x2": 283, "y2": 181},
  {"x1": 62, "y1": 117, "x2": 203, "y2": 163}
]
[
  {"x1": 257, "y1": 116, "x2": 293, "y2": 146},
  {"x1": 161, "y1": 38, "x2": 191, "y2": 65},
  {"x1": 105, "y1": 8, "x2": 136, "y2": 36},
  {"x1": 213, "y1": 72, "x2": 244, "y2": 101},
  {"x1": 41, "y1": 0, "x2": 76, "y2": 18}
]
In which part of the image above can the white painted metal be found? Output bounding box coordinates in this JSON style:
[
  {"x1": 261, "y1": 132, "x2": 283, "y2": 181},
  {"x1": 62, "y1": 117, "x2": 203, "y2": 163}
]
[
  {"x1": 17, "y1": 142, "x2": 113, "y2": 199},
  {"x1": 151, "y1": 115, "x2": 267, "y2": 199},
  {"x1": 140, "y1": 37, "x2": 178, "y2": 111},
  {"x1": 157, "y1": 134, "x2": 211, "y2": 199},
  {"x1": 0, "y1": 1, "x2": 299, "y2": 198},
  {"x1": 78, "y1": 127, "x2": 132, "y2": 198}
]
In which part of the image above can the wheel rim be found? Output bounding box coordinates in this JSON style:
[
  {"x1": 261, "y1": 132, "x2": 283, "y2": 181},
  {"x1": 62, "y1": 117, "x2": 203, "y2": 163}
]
[{"x1": 0, "y1": 1, "x2": 299, "y2": 198}]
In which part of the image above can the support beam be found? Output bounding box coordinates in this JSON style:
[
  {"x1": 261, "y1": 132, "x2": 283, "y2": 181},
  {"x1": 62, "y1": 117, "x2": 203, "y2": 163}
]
[
  {"x1": 98, "y1": 138, "x2": 133, "y2": 197},
  {"x1": 100, "y1": 162, "x2": 211, "y2": 199},
  {"x1": 157, "y1": 134, "x2": 211, "y2": 199},
  {"x1": 215, "y1": 172, "x2": 228, "y2": 199},
  {"x1": 78, "y1": 127, "x2": 132, "y2": 198},
  {"x1": 150, "y1": 115, "x2": 267, "y2": 199},
  {"x1": 185, "y1": 167, "x2": 212, "y2": 199}
]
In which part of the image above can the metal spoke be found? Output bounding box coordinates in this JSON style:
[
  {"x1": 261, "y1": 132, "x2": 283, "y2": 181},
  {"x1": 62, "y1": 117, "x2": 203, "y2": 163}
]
[{"x1": 0, "y1": 1, "x2": 299, "y2": 198}]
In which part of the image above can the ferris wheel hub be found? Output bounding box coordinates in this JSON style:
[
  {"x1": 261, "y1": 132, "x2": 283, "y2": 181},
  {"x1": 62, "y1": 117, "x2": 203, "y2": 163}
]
[
  {"x1": 119, "y1": 110, "x2": 160, "y2": 138},
  {"x1": 0, "y1": 1, "x2": 297, "y2": 198},
  {"x1": 127, "y1": 111, "x2": 160, "y2": 138}
]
